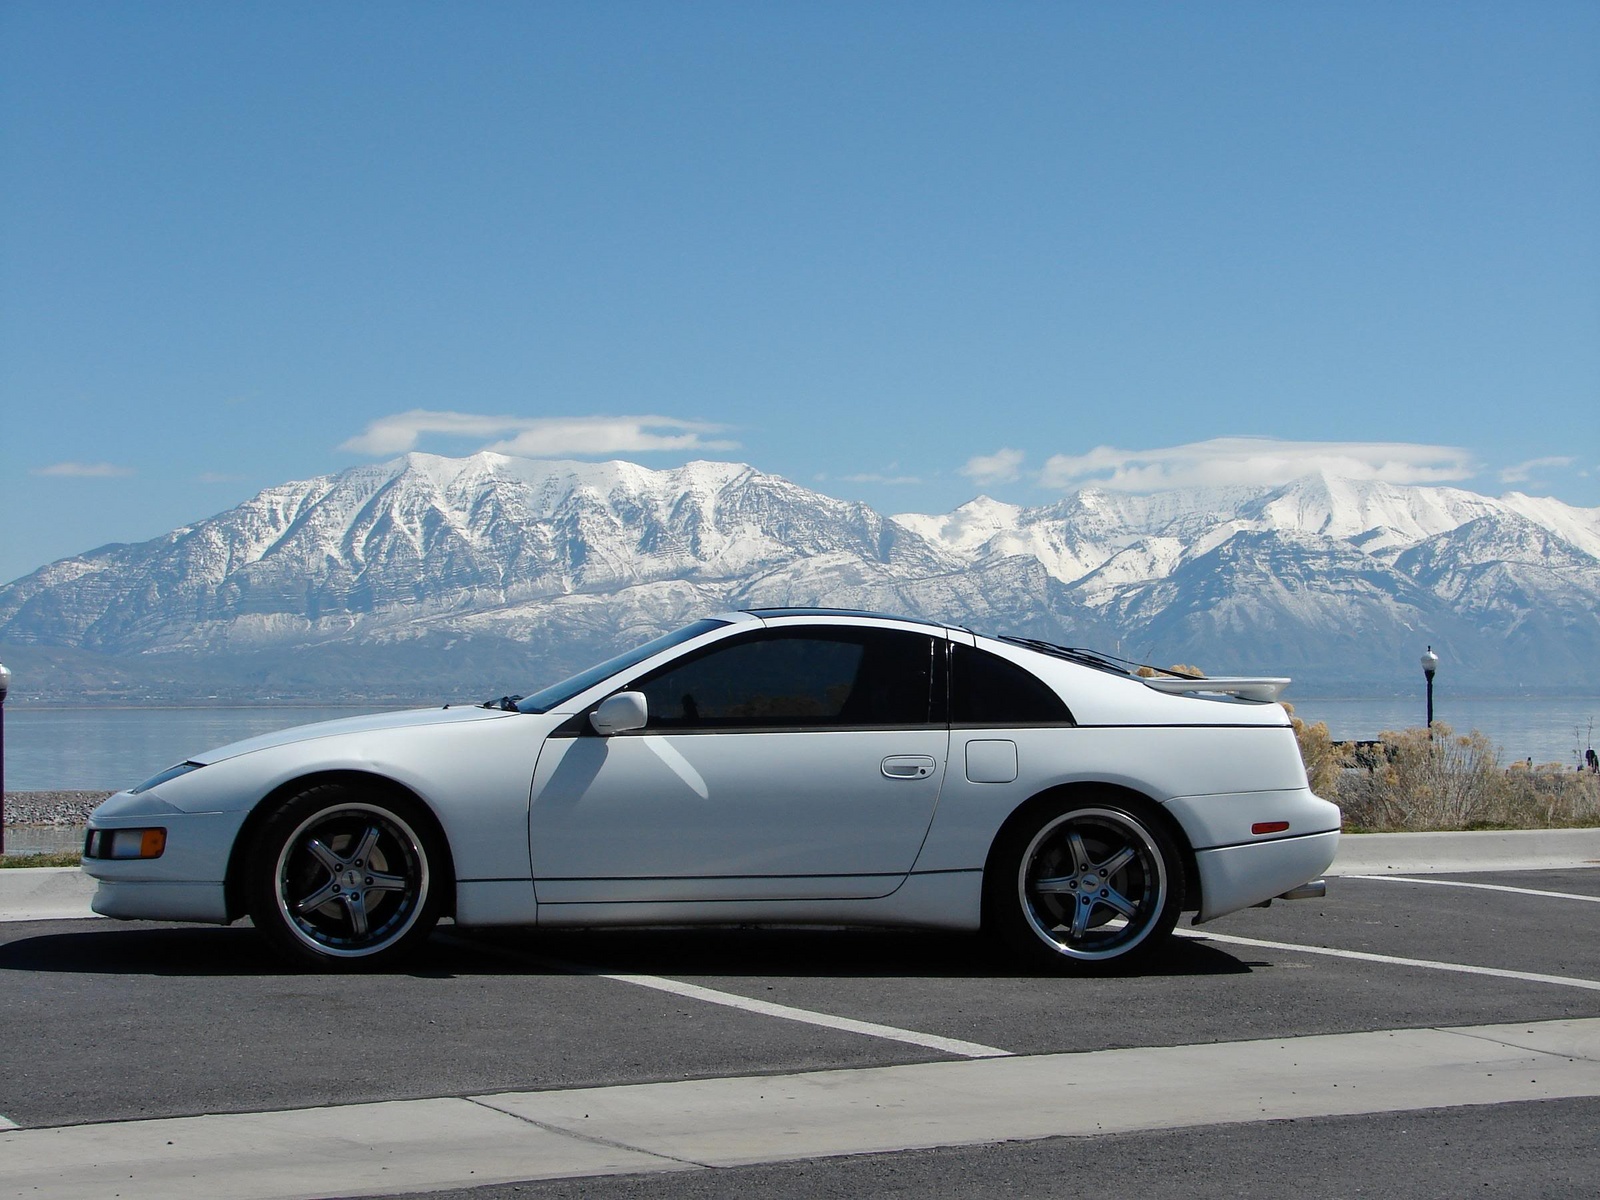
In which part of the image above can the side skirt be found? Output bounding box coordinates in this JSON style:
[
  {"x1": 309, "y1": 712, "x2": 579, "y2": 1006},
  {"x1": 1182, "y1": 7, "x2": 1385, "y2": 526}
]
[{"x1": 453, "y1": 870, "x2": 985, "y2": 932}]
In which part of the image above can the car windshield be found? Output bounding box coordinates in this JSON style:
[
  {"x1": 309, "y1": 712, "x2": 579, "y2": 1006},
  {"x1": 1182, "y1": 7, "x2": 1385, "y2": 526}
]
[{"x1": 515, "y1": 618, "x2": 731, "y2": 713}]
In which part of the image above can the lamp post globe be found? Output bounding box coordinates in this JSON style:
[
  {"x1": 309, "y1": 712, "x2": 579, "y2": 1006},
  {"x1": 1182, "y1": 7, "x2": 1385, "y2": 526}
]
[{"x1": 1420, "y1": 646, "x2": 1438, "y2": 729}]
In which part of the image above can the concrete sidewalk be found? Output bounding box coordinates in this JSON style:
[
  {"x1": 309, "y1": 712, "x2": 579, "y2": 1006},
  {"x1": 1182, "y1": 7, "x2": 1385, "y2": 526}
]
[
  {"x1": 3, "y1": 1016, "x2": 1598, "y2": 1199},
  {"x1": 3, "y1": 828, "x2": 1598, "y2": 923}
]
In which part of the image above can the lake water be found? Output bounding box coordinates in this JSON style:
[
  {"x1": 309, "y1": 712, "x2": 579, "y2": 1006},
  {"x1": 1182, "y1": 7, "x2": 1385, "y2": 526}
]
[
  {"x1": 2, "y1": 693, "x2": 1597, "y2": 793},
  {"x1": 1283, "y1": 695, "x2": 1598, "y2": 767},
  {"x1": 1, "y1": 707, "x2": 400, "y2": 792}
]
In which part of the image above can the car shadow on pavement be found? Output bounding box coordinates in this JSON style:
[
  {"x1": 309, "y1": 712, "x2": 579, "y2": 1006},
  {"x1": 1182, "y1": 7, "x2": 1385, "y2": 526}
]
[
  {"x1": 454, "y1": 924, "x2": 1254, "y2": 980},
  {"x1": 0, "y1": 922, "x2": 469, "y2": 978},
  {"x1": 0, "y1": 920, "x2": 1250, "y2": 979}
]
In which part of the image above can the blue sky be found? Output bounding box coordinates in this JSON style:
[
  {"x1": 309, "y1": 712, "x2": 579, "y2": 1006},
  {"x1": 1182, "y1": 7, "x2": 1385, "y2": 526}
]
[{"x1": 2, "y1": 0, "x2": 1596, "y2": 584}]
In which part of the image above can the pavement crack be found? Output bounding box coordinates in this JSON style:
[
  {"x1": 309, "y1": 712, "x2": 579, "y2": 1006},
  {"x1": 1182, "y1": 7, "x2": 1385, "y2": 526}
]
[
  {"x1": 1431, "y1": 1026, "x2": 1600, "y2": 1065},
  {"x1": 463, "y1": 1096, "x2": 712, "y2": 1169}
]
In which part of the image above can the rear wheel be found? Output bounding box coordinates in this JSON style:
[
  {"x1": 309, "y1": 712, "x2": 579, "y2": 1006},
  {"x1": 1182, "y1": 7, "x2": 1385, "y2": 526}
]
[
  {"x1": 246, "y1": 784, "x2": 445, "y2": 969},
  {"x1": 987, "y1": 799, "x2": 1184, "y2": 970}
]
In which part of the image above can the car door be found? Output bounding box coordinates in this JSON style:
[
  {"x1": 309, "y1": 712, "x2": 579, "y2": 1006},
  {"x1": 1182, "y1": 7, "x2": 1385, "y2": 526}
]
[{"x1": 529, "y1": 625, "x2": 949, "y2": 902}]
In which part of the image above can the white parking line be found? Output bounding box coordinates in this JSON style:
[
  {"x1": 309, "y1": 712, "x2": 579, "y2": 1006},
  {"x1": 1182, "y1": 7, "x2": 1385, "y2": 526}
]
[
  {"x1": 602, "y1": 972, "x2": 1013, "y2": 1059},
  {"x1": 437, "y1": 933, "x2": 1012, "y2": 1059},
  {"x1": 1347, "y1": 875, "x2": 1600, "y2": 903},
  {"x1": 1178, "y1": 930, "x2": 1600, "y2": 993},
  {"x1": 0, "y1": 1114, "x2": 16, "y2": 1132}
]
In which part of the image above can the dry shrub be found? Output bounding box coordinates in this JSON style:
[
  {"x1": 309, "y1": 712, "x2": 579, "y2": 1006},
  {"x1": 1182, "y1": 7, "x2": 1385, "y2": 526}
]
[
  {"x1": 1281, "y1": 702, "x2": 1347, "y2": 797},
  {"x1": 1496, "y1": 763, "x2": 1600, "y2": 829},
  {"x1": 1135, "y1": 664, "x2": 1206, "y2": 679},
  {"x1": 1334, "y1": 722, "x2": 1600, "y2": 832}
]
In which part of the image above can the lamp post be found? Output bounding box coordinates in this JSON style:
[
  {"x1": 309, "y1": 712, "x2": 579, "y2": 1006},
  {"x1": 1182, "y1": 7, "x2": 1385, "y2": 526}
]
[
  {"x1": 0, "y1": 661, "x2": 9, "y2": 855},
  {"x1": 1421, "y1": 646, "x2": 1438, "y2": 731}
]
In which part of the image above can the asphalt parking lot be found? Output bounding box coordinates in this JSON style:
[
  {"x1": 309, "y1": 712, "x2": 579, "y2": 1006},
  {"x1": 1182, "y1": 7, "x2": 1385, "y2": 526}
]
[{"x1": 4, "y1": 868, "x2": 1600, "y2": 1197}]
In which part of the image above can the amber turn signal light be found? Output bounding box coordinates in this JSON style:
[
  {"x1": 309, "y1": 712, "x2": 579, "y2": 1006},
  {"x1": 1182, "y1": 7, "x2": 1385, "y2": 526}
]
[{"x1": 84, "y1": 827, "x2": 168, "y2": 859}]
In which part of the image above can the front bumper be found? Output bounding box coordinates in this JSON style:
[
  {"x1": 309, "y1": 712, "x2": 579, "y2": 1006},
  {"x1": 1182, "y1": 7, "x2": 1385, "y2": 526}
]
[
  {"x1": 81, "y1": 807, "x2": 246, "y2": 923},
  {"x1": 91, "y1": 879, "x2": 230, "y2": 924}
]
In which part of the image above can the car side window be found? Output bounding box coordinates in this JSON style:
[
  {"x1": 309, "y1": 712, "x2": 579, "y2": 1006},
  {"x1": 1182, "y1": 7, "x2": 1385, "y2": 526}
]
[
  {"x1": 951, "y1": 643, "x2": 1073, "y2": 725},
  {"x1": 631, "y1": 628, "x2": 938, "y2": 729}
]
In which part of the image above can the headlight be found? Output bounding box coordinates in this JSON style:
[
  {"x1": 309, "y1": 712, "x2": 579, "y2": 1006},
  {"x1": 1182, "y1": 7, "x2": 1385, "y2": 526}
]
[{"x1": 130, "y1": 761, "x2": 204, "y2": 794}]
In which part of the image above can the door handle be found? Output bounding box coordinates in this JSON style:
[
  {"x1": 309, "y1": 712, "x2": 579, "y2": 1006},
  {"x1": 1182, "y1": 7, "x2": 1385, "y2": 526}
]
[{"x1": 882, "y1": 755, "x2": 937, "y2": 780}]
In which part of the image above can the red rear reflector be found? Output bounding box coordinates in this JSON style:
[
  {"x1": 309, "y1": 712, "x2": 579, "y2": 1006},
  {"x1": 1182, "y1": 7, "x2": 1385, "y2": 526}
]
[{"x1": 1252, "y1": 821, "x2": 1290, "y2": 835}]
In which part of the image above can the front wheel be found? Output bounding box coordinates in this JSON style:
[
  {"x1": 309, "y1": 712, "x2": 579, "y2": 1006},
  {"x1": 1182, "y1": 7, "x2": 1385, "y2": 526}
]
[
  {"x1": 987, "y1": 800, "x2": 1184, "y2": 970},
  {"x1": 246, "y1": 785, "x2": 446, "y2": 969}
]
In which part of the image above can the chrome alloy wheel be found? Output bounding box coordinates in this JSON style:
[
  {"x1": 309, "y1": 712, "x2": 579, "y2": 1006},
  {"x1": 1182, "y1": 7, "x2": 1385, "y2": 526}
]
[
  {"x1": 1017, "y1": 806, "x2": 1168, "y2": 961},
  {"x1": 272, "y1": 803, "x2": 430, "y2": 959}
]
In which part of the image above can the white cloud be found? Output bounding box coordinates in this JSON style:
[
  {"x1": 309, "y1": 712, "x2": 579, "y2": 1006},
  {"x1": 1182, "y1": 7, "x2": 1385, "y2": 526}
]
[
  {"x1": 1499, "y1": 456, "x2": 1575, "y2": 485},
  {"x1": 487, "y1": 416, "x2": 738, "y2": 458},
  {"x1": 960, "y1": 448, "x2": 1025, "y2": 486},
  {"x1": 32, "y1": 462, "x2": 135, "y2": 478},
  {"x1": 1039, "y1": 437, "x2": 1478, "y2": 492},
  {"x1": 340, "y1": 410, "x2": 518, "y2": 454},
  {"x1": 341, "y1": 409, "x2": 739, "y2": 458},
  {"x1": 840, "y1": 471, "x2": 922, "y2": 485}
]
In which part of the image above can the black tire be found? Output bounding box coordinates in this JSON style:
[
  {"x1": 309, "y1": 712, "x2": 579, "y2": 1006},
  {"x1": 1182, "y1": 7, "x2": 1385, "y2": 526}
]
[
  {"x1": 245, "y1": 783, "x2": 446, "y2": 969},
  {"x1": 986, "y1": 797, "x2": 1184, "y2": 970}
]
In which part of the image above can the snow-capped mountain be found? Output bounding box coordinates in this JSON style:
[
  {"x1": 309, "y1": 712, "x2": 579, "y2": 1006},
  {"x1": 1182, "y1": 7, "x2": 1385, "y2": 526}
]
[
  {"x1": 2, "y1": 455, "x2": 1596, "y2": 701},
  {"x1": 893, "y1": 472, "x2": 1600, "y2": 688}
]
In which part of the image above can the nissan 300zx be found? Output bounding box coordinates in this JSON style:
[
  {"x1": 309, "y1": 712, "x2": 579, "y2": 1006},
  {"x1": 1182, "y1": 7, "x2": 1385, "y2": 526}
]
[{"x1": 82, "y1": 609, "x2": 1339, "y2": 969}]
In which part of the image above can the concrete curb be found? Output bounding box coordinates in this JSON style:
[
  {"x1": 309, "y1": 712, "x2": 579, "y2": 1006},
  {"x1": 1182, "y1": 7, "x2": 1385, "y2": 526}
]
[
  {"x1": 1330, "y1": 828, "x2": 1600, "y2": 876},
  {"x1": 4, "y1": 1017, "x2": 1600, "y2": 1198},
  {"x1": 1, "y1": 829, "x2": 1596, "y2": 923},
  {"x1": 0, "y1": 866, "x2": 99, "y2": 922}
]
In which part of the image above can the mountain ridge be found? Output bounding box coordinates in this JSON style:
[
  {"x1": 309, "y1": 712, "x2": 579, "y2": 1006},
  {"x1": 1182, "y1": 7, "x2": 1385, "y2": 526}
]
[{"x1": 3, "y1": 452, "x2": 1597, "y2": 702}]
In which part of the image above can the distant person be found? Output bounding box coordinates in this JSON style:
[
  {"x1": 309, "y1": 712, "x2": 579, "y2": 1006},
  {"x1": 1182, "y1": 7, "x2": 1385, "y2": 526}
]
[{"x1": 1587, "y1": 747, "x2": 1598, "y2": 773}]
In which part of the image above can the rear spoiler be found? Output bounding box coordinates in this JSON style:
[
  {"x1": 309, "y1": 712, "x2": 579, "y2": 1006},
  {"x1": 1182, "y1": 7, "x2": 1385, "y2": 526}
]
[{"x1": 1139, "y1": 676, "x2": 1290, "y2": 703}]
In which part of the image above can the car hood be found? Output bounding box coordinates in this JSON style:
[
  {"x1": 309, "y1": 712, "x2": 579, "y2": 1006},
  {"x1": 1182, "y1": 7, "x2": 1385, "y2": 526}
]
[{"x1": 188, "y1": 705, "x2": 516, "y2": 767}]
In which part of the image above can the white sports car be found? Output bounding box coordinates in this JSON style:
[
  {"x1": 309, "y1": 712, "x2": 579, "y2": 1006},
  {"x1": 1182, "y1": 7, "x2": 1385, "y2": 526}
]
[{"x1": 82, "y1": 609, "x2": 1339, "y2": 970}]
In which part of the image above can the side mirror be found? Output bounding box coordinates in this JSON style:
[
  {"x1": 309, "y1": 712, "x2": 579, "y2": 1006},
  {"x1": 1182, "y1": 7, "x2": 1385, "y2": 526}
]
[{"x1": 590, "y1": 691, "x2": 648, "y2": 736}]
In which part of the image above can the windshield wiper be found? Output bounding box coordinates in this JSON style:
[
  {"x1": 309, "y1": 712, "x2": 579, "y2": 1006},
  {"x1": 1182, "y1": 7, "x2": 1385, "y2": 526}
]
[{"x1": 481, "y1": 694, "x2": 524, "y2": 712}]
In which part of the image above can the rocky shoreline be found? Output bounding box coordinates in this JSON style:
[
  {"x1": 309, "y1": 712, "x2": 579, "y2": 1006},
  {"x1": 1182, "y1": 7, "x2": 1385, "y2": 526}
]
[{"x1": 3, "y1": 791, "x2": 114, "y2": 827}]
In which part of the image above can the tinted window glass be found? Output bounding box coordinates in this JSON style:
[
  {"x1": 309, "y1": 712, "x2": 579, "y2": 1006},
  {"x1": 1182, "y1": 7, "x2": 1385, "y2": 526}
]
[
  {"x1": 952, "y1": 643, "x2": 1073, "y2": 725},
  {"x1": 517, "y1": 618, "x2": 730, "y2": 713},
  {"x1": 632, "y1": 628, "x2": 936, "y2": 729}
]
